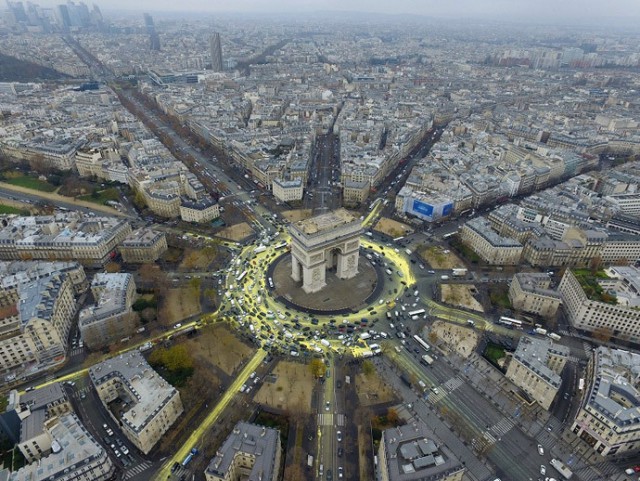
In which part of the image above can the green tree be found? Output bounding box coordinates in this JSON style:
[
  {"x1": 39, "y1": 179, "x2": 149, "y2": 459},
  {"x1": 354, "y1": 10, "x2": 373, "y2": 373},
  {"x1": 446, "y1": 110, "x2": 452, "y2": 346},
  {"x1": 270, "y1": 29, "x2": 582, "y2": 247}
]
[
  {"x1": 164, "y1": 344, "x2": 193, "y2": 371},
  {"x1": 309, "y1": 358, "x2": 326, "y2": 378},
  {"x1": 362, "y1": 360, "x2": 375, "y2": 377}
]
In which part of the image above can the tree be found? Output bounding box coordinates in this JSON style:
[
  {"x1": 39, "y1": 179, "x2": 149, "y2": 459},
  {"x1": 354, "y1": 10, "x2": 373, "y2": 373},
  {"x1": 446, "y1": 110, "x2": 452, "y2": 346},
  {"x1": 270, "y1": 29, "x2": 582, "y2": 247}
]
[
  {"x1": 362, "y1": 360, "x2": 375, "y2": 377},
  {"x1": 309, "y1": 358, "x2": 326, "y2": 378},
  {"x1": 588, "y1": 256, "x2": 603, "y2": 274},
  {"x1": 592, "y1": 326, "x2": 613, "y2": 343},
  {"x1": 386, "y1": 407, "x2": 399, "y2": 425}
]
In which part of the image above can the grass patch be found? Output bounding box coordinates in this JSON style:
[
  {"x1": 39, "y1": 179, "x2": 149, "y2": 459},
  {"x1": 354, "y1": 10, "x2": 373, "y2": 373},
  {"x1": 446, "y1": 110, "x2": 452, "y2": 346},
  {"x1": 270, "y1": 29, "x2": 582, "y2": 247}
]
[
  {"x1": 4, "y1": 176, "x2": 56, "y2": 192},
  {"x1": 572, "y1": 270, "x2": 617, "y2": 304},
  {"x1": 0, "y1": 204, "x2": 29, "y2": 215},
  {"x1": 489, "y1": 286, "x2": 511, "y2": 309},
  {"x1": 77, "y1": 187, "x2": 120, "y2": 205},
  {"x1": 484, "y1": 343, "x2": 506, "y2": 365}
]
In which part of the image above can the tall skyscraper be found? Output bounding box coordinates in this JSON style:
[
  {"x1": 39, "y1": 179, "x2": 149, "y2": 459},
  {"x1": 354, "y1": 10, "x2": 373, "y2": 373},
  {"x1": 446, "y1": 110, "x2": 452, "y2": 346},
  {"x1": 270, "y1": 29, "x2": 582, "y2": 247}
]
[
  {"x1": 143, "y1": 13, "x2": 160, "y2": 51},
  {"x1": 210, "y1": 32, "x2": 223, "y2": 72}
]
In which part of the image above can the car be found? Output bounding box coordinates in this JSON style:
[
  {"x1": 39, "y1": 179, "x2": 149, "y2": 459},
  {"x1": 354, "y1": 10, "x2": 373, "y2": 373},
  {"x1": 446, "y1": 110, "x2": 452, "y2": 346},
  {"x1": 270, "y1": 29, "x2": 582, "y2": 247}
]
[
  {"x1": 540, "y1": 465, "x2": 546, "y2": 476},
  {"x1": 174, "y1": 323, "x2": 182, "y2": 329},
  {"x1": 338, "y1": 466, "x2": 344, "y2": 478},
  {"x1": 537, "y1": 444, "x2": 544, "y2": 456},
  {"x1": 634, "y1": 466, "x2": 640, "y2": 473},
  {"x1": 337, "y1": 447, "x2": 343, "y2": 457},
  {"x1": 121, "y1": 447, "x2": 129, "y2": 455},
  {"x1": 336, "y1": 431, "x2": 342, "y2": 442},
  {"x1": 325, "y1": 401, "x2": 330, "y2": 411},
  {"x1": 326, "y1": 469, "x2": 333, "y2": 481}
]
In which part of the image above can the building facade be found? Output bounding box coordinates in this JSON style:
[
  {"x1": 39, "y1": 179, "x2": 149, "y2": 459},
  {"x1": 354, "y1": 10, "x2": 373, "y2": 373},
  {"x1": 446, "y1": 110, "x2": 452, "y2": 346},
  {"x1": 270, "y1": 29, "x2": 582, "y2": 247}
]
[
  {"x1": 571, "y1": 348, "x2": 640, "y2": 457},
  {"x1": 342, "y1": 180, "x2": 369, "y2": 206},
  {"x1": 460, "y1": 217, "x2": 523, "y2": 265},
  {"x1": 119, "y1": 228, "x2": 167, "y2": 263},
  {"x1": 272, "y1": 178, "x2": 303, "y2": 203},
  {"x1": 78, "y1": 273, "x2": 137, "y2": 349},
  {"x1": 505, "y1": 336, "x2": 569, "y2": 410},
  {"x1": 508, "y1": 272, "x2": 562, "y2": 319}
]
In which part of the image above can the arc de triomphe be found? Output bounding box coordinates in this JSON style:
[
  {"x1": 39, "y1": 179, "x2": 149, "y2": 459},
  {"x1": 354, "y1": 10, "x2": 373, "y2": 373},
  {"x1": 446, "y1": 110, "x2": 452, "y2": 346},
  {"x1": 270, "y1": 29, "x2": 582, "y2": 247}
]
[{"x1": 288, "y1": 209, "x2": 363, "y2": 294}]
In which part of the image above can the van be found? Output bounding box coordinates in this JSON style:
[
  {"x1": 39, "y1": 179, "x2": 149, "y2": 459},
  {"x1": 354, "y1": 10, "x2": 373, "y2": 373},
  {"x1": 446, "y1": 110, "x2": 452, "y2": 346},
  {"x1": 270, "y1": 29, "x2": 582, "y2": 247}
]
[{"x1": 319, "y1": 464, "x2": 324, "y2": 477}]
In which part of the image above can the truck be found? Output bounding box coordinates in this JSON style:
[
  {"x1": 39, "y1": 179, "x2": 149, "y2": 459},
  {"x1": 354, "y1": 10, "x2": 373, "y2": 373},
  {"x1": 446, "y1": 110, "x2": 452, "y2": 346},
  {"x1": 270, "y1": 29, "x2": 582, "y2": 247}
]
[
  {"x1": 182, "y1": 448, "x2": 199, "y2": 467},
  {"x1": 550, "y1": 458, "x2": 573, "y2": 479},
  {"x1": 254, "y1": 245, "x2": 267, "y2": 254},
  {"x1": 421, "y1": 354, "x2": 434, "y2": 366},
  {"x1": 452, "y1": 268, "x2": 468, "y2": 277},
  {"x1": 359, "y1": 332, "x2": 371, "y2": 340},
  {"x1": 534, "y1": 327, "x2": 548, "y2": 336}
]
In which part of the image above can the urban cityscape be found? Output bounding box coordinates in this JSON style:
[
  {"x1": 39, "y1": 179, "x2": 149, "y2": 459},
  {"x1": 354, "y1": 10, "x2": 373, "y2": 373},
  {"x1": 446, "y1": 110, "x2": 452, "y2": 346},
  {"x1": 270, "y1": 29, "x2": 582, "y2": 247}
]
[{"x1": 0, "y1": 1, "x2": 640, "y2": 481}]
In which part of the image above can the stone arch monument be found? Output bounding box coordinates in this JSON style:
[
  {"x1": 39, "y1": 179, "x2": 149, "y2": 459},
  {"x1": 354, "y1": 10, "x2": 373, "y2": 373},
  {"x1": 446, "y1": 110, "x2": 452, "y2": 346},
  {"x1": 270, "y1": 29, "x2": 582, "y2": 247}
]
[{"x1": 288, "y1": 209, "x2": 363, "y2": 293}]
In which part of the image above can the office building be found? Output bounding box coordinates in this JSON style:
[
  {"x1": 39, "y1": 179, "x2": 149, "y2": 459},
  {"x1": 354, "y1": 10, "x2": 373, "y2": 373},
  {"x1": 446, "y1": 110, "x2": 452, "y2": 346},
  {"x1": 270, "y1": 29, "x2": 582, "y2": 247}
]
[
  {"x1": 90, "y1": 351, "x2": 184, "y2": 454},
  {"x1": 377, "y1": 422, "x2": 465, "y2": 481},
  {"x1": 272, "y1": 178, "x2": 304, "y2": 203},
  {"x1": 558, "y1": 268, "x2": 640, "y2": 343},
  {"x1": 210, "y1": 32, "x2": 223, "y2": 72},
  {"x1": 508, "y1": 273, "x2": 562, "y2": 319},
  {"x1": 119, "y1": 228, "x2": 167, "y2": 263},
  {"x1": 204, "y1": 421, "x2": 281, "y2": 481},
  {"x1": 78, "y1": 273, "x2": 137, "y2": 350},
  {"x1": 505, "y1": 336, "x2": 569, "y2": 410},
  {"x1": 571, "y1": 347, "x2": 640, "y2": 457},
  {"x1": 179, "y1": 197, "x2": 220, "y2": 223}
]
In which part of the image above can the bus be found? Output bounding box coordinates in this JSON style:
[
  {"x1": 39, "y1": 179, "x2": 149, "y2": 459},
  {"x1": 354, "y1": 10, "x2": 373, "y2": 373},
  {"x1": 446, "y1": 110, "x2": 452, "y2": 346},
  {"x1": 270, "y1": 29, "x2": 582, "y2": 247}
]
[
  {"x1": 498, "y1": 316, "x2": 523, "y2": 329},
  {"x1": 442, "y1": 230, "x2": 458, "y2": 239},
  {"x1": 578, "y1": 378, "x2": 585, "y2": 391},
  {"x1": 274, "y1": 242, "x2": 288, "y2": 250},
  {"x1": 393, "y1": 236, "x2": 405, "y2": 242},
  {"x1": 413, "y1": 334, "x2": 431, "y2": 352},
  {"x1": 408, "y1": 309, "x2": 426, "y2": 317},
  {"x1": 237, "y1": 270, "x2": 247, "y2": 282}
]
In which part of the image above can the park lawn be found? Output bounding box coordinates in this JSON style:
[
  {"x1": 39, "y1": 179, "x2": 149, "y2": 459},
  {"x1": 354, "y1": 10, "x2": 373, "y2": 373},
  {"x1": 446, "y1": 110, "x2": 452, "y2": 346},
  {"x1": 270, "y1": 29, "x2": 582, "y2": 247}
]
[
  {"x1": 77, "y1": 187, "x2": 120, "y2": 205},
  {"x1": 0, "y1": 204, "x2": 29, "y2": 215},
  {"x1": 254, "y1": 361, "x2": 315, "y2": 413},
  {"x1": 4, "y1": 176, "x2": 56, "y2": 192},
  {"x1": 355, "y1": 371, "x2": 397, "y2": 407},
  {"x1": 187, "y1": 326, "x2": 254, "y2": 376},
  {"x1": 160, "y1": 288, "x2": 201, "y2": 324}
]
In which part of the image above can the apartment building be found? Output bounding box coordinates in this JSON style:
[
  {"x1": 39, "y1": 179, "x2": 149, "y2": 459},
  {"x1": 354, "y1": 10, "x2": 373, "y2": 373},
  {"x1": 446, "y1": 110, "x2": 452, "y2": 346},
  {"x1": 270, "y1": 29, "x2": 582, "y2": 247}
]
[
  {"x1": 508, "y1": 273, "x2": 562, "y2": 319},
  {"x1": 179, "y1": 197, "x2": 220, "y2": 223},
  {"x1": 119, "y1": 228, "x2": 167, "y2": 263},
  {"x1": 0, "y1": 272, "x2": 76, "y2": 375},
  {"x1": 272, "y1": 178, "x2": 303, "y2": 203},
  {"x1": 460, "y1": 217, "x2": 523, "y2": 265},
  {"x1": 505, "y1": 336, "x2": 569, "y2": 410},
  {"x1": 571, "y1": 348, "x2": 640, "y2": 457},
  {"x1": 90, "y1": 351, "x2": 184, "y2": 454},
  {"x1": 144, "y1": 190, "x2": 181, "y2": 218},
  {"x1": 9, "y1": 413, "x2": 115, "y2": 481},
  {"x1": 205, "y1": 421, "x2": 281, "y2": 481},
  {"x1": 558, "y1": 268, "x2": 640, "y2": 343},
  {"x1": 377, "y1": 422, "x2": 465, "y2": 481},
  {"x1": 8, "y1": 383, "x2": 72, "y2": 462},
  {"x1": 0, "y1": 260, "x2": 88, "y2": 295},
  {"x1": 0, "y1": 214, "x2": 132, "y2": 267},
  {"x1": 342, "y1": 180, "x2": 369, "y2": 206},
  {"x1": 78, "y1": 273, "x2": 137, "y2": 349}
]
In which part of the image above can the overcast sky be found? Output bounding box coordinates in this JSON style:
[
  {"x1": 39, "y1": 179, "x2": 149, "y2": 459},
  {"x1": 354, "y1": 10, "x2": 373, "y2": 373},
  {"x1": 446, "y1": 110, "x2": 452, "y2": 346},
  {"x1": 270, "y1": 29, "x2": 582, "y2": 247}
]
[{"x1": 34, "y1": 0, "x2": 640, "y2": 23}]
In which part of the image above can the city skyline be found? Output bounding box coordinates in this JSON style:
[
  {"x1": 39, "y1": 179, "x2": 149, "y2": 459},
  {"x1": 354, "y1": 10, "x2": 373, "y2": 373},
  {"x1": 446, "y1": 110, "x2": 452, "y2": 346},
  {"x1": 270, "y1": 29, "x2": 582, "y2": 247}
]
[{"x1": 19, "y1": 0, "x2": 640, "y2": 24}]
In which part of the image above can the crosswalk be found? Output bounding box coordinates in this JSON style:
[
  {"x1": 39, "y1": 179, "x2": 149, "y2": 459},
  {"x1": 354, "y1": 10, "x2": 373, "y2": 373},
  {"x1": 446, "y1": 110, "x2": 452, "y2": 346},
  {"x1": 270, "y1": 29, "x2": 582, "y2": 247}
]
[
  {"x1": 443, "y1": 376, "x2": 464, "y2": 393},
  {"x1": 318, "y1": 413, "x2": 333, "y2": 426},
  {"x1": 567, "y1": 355, "x2": 582, "y2": 363},
  {"x1": 489, "y1": 418, "x2": 514, "y2": 439},
  {"x1": 427, "y1": 389, "x2": 447, "y2": 404},
  {"x1": 72, "y1": 386, "x2": 91, "y2": 399},
  {"x1": 69, "y1": 347, "x2": 84, "y2": 357},
  {"x1": 123, "y1": 461, "x2": 152, "y2": 480}
]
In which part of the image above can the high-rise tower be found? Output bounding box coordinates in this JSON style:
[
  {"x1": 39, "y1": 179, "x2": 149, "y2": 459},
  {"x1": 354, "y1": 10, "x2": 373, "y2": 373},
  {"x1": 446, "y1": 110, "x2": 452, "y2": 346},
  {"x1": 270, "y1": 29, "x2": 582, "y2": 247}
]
[
  {"x1": 143, "y1": 13, "x2": 160, "y2": 51},
  {"x1": 210, "y1": 32, "x2": 223, "y2": 72}
]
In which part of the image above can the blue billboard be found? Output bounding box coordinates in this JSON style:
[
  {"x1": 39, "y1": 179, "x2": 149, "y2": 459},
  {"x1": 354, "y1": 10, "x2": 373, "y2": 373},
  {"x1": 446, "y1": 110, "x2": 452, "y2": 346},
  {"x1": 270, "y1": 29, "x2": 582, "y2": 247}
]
[
  {"x1": 442, "y1": 203, "x2": 453, "y2": 216},
  {"x1": 411, "y1": 199, "x2": 434, "y2": 220}
]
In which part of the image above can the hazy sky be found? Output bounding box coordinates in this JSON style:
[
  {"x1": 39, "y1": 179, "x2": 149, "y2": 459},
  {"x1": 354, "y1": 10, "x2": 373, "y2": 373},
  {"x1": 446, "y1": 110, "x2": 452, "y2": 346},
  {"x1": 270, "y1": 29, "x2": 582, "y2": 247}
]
[{"x1": 35, "y1": 0, "x2": 640, "y2": 22}]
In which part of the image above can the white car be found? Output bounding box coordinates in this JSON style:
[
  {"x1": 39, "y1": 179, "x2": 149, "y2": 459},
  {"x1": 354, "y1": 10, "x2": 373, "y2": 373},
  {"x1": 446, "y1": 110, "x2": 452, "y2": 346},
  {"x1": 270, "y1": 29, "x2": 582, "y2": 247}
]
[
  {"x1": 540, "y1": 465, "x2": 546, "y2": 476},
  {"x1": 537, "y1": 444, "x2": 544, "y2": 455}
]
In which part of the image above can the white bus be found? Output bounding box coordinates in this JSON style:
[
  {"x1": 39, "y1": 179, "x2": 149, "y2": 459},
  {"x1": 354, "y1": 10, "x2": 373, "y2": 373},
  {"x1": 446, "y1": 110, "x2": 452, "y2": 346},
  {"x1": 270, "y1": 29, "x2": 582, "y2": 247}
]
[
  {"x1": 408, "y1": 309, "x2": 426, "y2": 317},
  {"x1": 413, "y1": 335, "x2": 431, "y2": 352},
  {"x1": 237, "y1": 270, "x2": 247, "y2": 282},
  {"x1": 442, "y1": 230, "x2": 458, "y2": 239},
  {"x1": 274, "y1": 242, "x2": 288, "y2": 250},
  {"x1": 498, "y1": 316, "x2": 523, "y2": 329}
]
